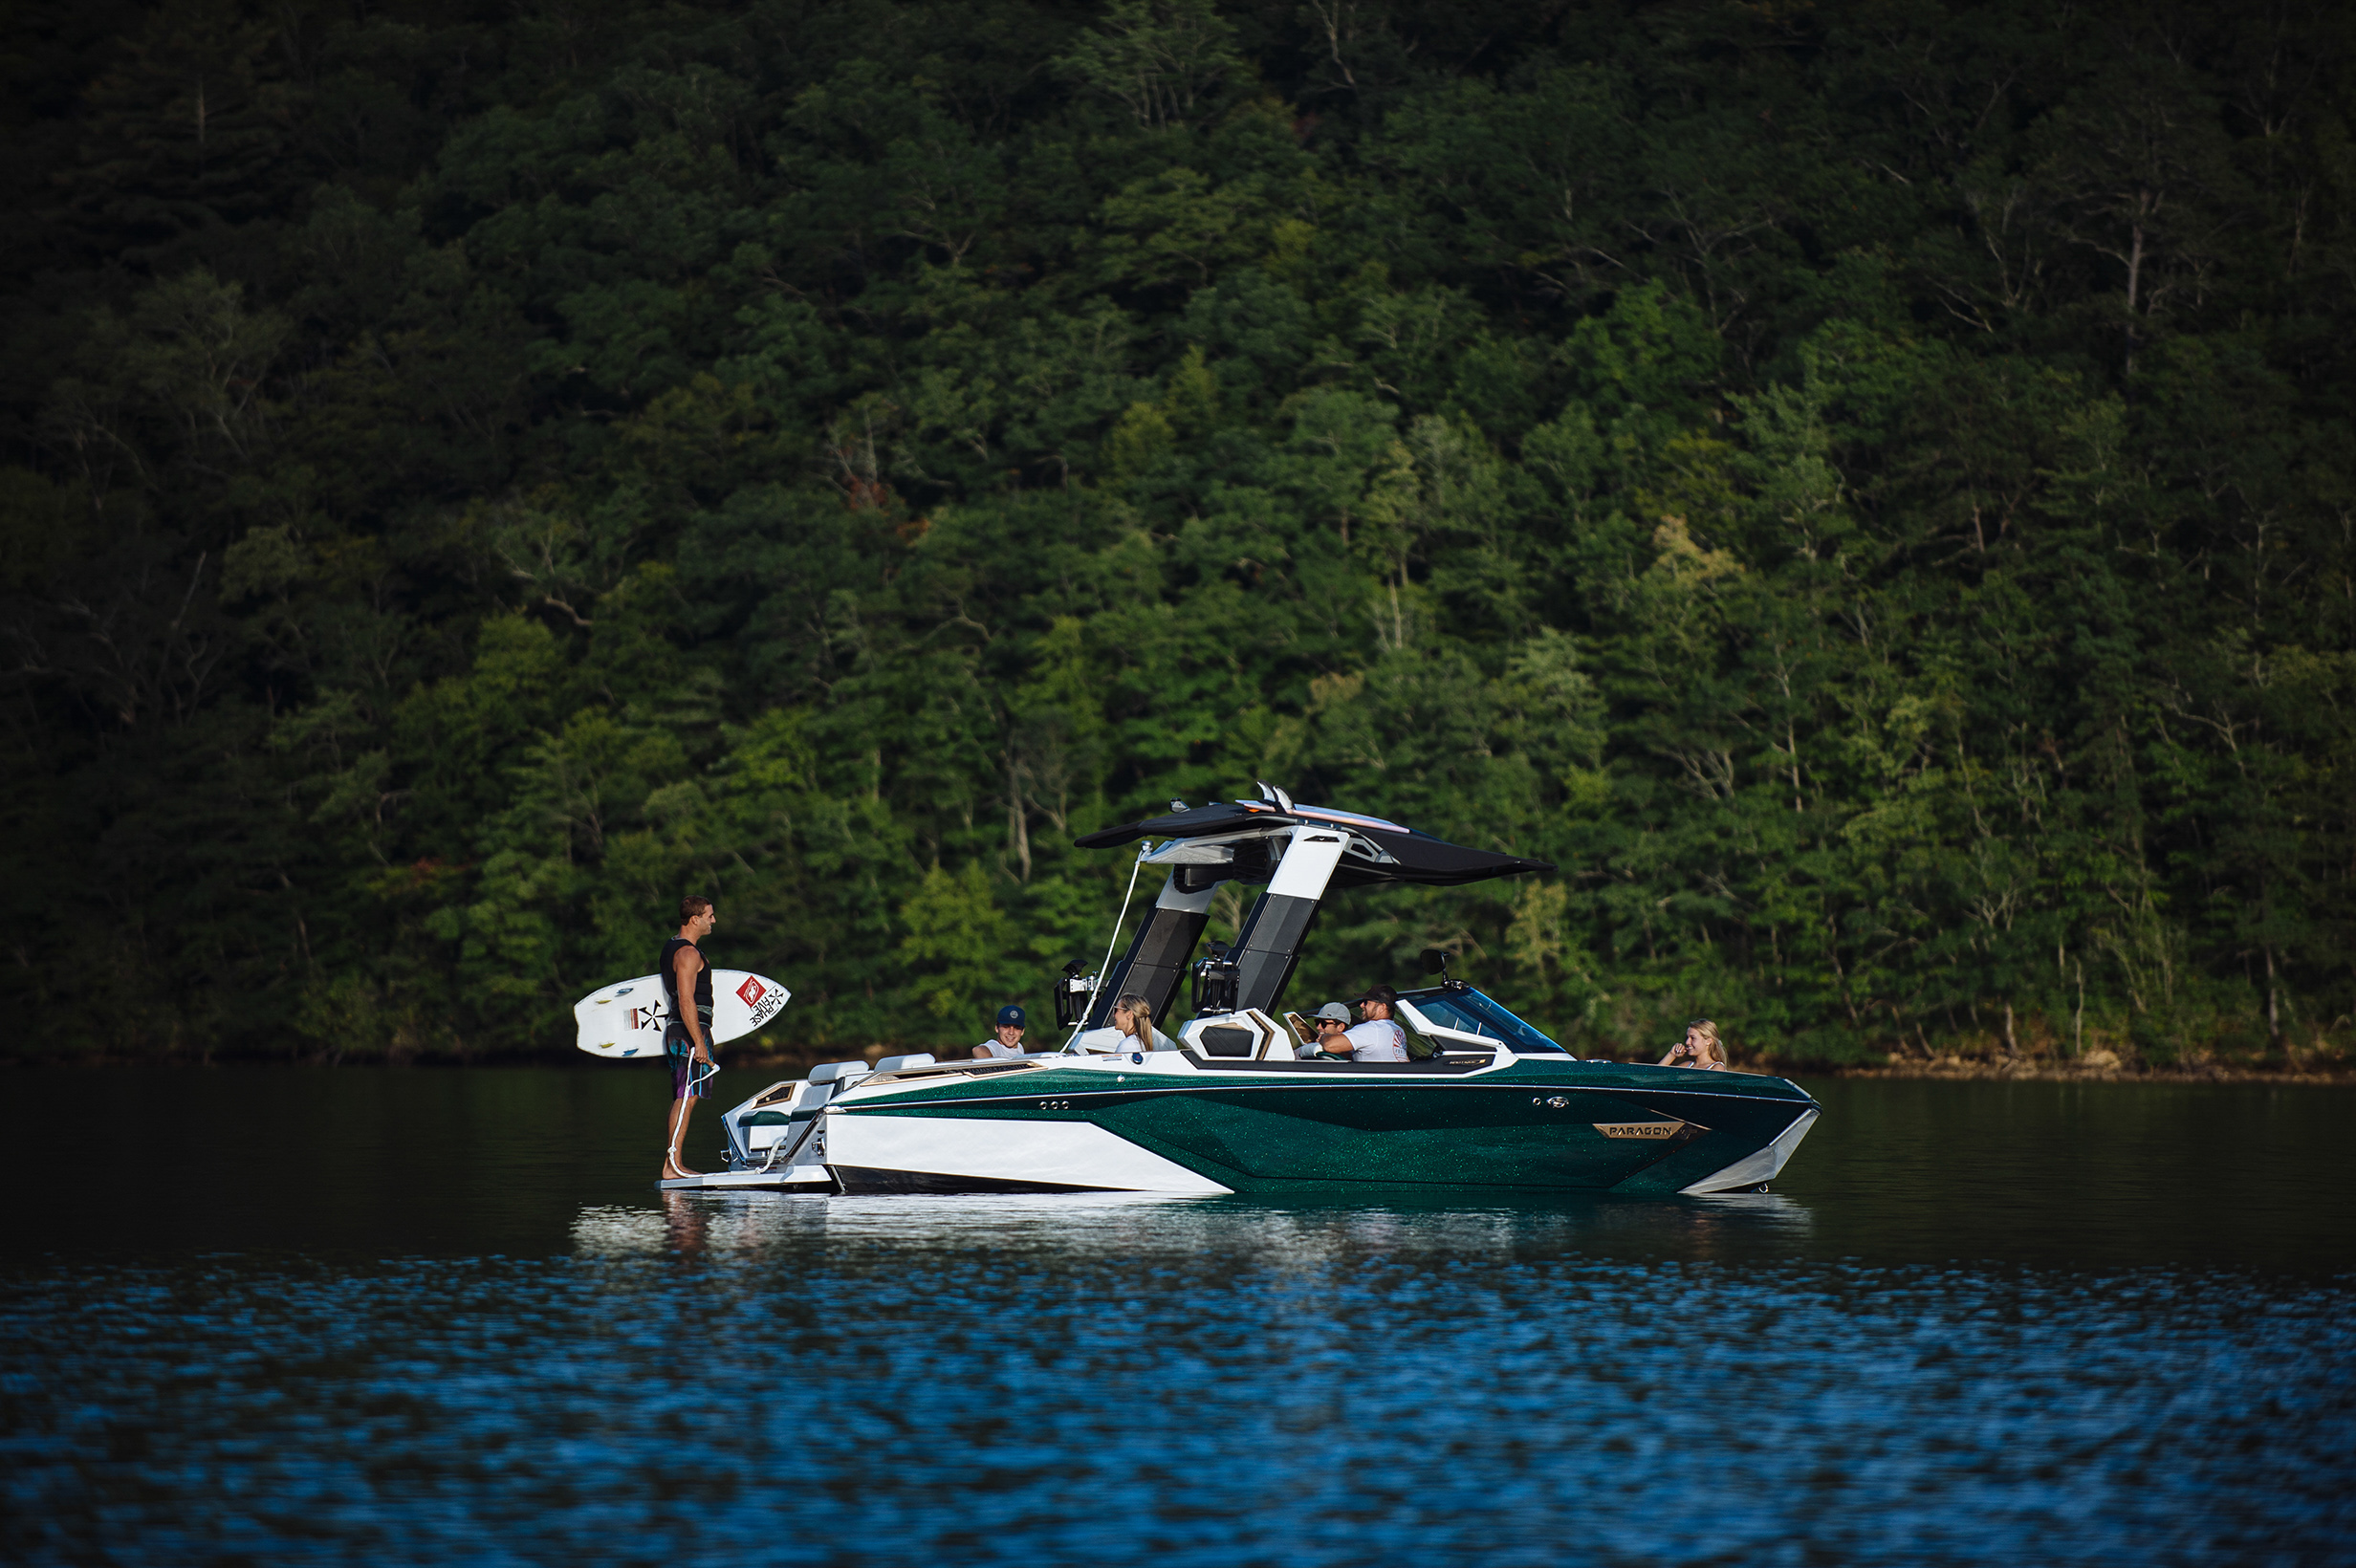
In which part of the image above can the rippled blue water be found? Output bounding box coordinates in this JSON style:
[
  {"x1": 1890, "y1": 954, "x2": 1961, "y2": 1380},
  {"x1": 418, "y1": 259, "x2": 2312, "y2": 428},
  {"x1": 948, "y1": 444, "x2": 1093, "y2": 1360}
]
[{"x1": 3, "y1": 1070, "x2": 2352, "y2": 1565}]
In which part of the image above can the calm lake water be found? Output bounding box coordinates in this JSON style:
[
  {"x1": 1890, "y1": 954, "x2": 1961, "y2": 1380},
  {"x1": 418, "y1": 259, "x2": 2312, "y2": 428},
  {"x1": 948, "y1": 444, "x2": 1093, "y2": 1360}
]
[{"x1": 3, "y1": 1067, "x2": 2351, "y2": 1565}]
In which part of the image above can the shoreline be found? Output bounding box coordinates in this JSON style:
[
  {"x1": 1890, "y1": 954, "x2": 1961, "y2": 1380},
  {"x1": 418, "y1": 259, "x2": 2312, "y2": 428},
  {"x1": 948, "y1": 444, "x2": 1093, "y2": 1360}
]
[
  {"x1": 1788, "y1": 1059, "x2": 2356, "y2": 1086},
  {"x1": 6, "y1": 1052, "x2": 2351, "y2": 1085}
]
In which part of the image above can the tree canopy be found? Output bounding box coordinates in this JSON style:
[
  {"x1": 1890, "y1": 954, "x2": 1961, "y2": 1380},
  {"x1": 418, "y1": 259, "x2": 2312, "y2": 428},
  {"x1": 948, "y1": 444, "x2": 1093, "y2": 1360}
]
[{"x1": 5, "y1": 0, "x2": 2351, "y2": 1068}]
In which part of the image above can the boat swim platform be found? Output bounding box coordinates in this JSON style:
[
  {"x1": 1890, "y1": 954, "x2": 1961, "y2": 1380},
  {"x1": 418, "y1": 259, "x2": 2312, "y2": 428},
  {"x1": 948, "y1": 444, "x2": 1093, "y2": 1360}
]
[{"x1": 657, "y1": 1168, "x2": 833, "y2": 1192}]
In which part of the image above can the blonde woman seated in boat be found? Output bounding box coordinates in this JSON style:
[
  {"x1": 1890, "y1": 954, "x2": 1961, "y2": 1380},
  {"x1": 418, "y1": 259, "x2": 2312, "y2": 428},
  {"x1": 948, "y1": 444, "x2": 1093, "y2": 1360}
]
[
  {"x1": 1071, "y1": 992, "x2": 1177, "y2": 1054},
  {"x1": 1659, "y1": 1018, "x2": 1729, "y2": 1070}
]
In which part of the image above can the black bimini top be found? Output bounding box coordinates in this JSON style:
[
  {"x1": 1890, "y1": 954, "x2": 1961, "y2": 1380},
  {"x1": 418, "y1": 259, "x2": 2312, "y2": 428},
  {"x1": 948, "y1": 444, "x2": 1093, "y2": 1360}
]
[{"x1": 1074, "y1": 798, "x2": 1553, "y2": 890}]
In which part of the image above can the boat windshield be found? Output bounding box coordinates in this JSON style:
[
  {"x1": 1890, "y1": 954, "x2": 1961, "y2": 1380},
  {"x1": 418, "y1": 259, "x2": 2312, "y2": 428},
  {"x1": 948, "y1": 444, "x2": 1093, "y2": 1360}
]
[{"x1": 1398, "y1": 988, "x2": 1571, "y2": 1055}]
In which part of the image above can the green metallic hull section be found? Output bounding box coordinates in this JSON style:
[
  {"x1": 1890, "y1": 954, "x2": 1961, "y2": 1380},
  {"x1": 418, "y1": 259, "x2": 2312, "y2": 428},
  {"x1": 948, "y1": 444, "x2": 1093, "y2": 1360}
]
[{"x1": 840, "y1": 1058, "x2": 1817, "y2": 1194}]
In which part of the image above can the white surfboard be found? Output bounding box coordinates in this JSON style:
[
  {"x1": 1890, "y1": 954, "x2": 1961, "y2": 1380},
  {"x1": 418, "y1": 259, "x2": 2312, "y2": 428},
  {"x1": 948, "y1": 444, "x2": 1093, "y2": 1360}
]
[{"x1": 574, "y1": 969, "x2": 791, "y2": 1058}]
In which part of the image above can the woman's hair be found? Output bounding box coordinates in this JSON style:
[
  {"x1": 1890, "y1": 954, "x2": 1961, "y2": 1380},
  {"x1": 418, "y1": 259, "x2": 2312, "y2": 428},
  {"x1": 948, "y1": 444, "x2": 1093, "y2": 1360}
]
[
  {"x1": 1687, "y1": 1019, "x2": 1723, "y2": 1063},
  {"x1": 1113, "y1": 993, "x2": 1152, "y2": 1034}
]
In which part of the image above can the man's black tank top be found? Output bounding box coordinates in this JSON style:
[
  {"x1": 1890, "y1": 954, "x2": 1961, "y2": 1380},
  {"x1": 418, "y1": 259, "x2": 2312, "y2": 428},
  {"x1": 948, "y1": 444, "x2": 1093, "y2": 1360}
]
[{"x1": 660, "y1": 937, "x2": 713, "y2": 1052}]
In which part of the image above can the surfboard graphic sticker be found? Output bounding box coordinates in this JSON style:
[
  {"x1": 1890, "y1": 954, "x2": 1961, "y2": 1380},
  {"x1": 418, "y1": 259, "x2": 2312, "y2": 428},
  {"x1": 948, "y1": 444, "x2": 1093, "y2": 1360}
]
[
  {"x1": 574, "y1": 969, "x2": 792, "y2": 1057},
  {"x1": 734, "y1": 972, "x2": 786, "y2": 1031}
]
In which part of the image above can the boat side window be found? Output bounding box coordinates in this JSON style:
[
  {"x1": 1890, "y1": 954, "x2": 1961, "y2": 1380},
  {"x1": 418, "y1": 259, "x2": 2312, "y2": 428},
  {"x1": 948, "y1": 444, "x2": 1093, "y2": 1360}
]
[{"x1": 1399, "y1": 989, "x2": 1571, "y2": 1055}]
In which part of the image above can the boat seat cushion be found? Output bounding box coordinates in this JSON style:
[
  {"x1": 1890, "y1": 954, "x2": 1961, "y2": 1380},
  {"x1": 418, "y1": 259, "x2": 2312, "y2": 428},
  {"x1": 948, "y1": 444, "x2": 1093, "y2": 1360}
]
[{"x1": 809, "y1": 1060, "x2": 870, "y2": 1083}]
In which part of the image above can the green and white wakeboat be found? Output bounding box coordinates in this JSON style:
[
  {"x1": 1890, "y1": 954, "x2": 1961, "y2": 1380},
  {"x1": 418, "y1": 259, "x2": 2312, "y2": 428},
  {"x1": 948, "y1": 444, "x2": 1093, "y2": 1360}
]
[{"x1": 709, "y1": 788, "x2": 1821, "y2": 1197}]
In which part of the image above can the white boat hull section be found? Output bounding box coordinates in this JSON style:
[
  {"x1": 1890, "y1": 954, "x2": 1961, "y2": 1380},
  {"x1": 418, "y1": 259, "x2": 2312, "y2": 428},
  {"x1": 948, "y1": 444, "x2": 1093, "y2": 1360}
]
[
  {"x1": 828, "y1": 1114, "x2": 1233, "y2": 1194},
  {"x1": 1680, "y1": 1107, "x2": 1820, "y2": 1194}
]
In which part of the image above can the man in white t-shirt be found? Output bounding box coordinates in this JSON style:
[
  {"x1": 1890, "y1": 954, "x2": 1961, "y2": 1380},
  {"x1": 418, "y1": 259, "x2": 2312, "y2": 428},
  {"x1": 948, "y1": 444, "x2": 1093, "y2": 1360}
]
[
  {"x1": 972, "y1": 1004, "x2": 1028, "y2": 1058},
  {"x1": 1343, "y1": 986, "x2": 1410, "y2": 1062}
]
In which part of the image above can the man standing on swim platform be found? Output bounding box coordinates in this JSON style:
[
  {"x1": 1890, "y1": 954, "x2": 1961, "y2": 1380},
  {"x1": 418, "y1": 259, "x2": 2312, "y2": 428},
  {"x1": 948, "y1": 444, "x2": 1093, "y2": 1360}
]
[{"x1": 660, "y1": 895, "x2": 719, "y2": 1180}]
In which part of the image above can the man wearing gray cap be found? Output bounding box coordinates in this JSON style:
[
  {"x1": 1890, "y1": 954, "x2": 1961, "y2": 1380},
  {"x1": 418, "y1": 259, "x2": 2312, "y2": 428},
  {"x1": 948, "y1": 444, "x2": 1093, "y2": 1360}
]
[{"x1": 1306, "y1": 1002, "x2": 1355, "y2": 1059}]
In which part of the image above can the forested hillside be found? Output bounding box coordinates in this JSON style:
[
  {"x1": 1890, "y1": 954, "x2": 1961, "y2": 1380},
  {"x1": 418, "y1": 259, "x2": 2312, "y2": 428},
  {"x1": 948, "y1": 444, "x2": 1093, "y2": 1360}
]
[{"x1": 5, "y1": 0, "x2": 2351, "y2": 1067}]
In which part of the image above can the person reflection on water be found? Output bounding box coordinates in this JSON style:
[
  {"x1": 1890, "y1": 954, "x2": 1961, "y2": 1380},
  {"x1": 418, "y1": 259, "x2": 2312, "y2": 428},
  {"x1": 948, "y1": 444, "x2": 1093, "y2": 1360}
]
[
  {"x1": 660, "y1": 1190, "x2": 709, "y2": 1254},
  {"x1": 660, "y1": 896, "x2": 720, "y2": 1180},
  {"x1": 1658, "y1": 1018, "x2": 1729, "y2": 1071}
]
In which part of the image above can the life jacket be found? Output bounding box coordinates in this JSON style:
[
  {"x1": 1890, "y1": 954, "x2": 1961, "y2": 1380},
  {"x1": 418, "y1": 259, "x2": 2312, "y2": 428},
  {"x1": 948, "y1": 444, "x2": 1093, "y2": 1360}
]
[{"x1": 658, "y1": 936, "x2": 713, "y2": 1057}]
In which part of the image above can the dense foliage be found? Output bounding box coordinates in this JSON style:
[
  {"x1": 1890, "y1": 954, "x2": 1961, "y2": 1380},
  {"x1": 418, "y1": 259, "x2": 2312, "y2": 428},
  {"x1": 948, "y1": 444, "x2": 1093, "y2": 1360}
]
[{"x1": 6, "y1": 0, "x2": 2352, "y2": 1067}]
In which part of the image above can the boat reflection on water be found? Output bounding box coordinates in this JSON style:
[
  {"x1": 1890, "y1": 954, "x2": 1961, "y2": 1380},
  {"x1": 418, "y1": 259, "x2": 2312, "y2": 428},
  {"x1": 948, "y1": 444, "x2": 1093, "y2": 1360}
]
[
  {"x1": 574, "y1": 1189, "x2": 1213, "y2": 1259},
  {"x1": 571, "y1": 1186, "x2": 1816, "y2": 1266}
]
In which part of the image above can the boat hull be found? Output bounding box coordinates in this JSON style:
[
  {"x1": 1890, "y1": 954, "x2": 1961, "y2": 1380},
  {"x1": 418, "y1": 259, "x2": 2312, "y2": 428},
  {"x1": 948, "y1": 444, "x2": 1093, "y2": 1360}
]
[
  {"x1": 820, "y1": 1056, "x2": 1818, "y2": 1196},
  {"x1": 830, "y1": 1114, "x2": 1232, "y2": 1195}
]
